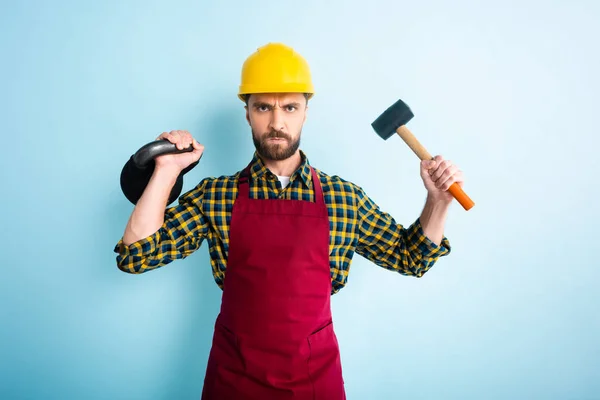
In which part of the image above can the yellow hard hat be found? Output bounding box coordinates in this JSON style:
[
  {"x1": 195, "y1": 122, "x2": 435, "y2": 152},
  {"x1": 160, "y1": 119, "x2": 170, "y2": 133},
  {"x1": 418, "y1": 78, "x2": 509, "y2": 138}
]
[{"x1": 238, "y1": 42, "x2": 315, "y2": 102}]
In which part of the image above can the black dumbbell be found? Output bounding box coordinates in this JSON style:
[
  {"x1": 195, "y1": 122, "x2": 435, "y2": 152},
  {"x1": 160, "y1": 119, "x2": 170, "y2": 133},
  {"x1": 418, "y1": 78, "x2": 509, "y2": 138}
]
[{"x1": 120, "y1": 139, "x2": 201, "y2": 205}]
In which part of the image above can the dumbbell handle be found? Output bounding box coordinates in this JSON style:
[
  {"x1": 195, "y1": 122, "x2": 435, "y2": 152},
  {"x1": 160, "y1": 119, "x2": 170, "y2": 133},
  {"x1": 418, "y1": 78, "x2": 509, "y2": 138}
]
[{"x1": 396, "y1": 125, "x2": 475, "y2": 211}]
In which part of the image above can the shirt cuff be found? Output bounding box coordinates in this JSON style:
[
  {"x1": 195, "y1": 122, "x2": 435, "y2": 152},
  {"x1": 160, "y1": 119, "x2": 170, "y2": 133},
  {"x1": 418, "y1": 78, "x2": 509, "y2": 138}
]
[
  {"x1": 409, "y1": 217, "x2": 451, "y2": 258},
  {"x1": 113, "y1": 230, "x2": 161, "y2": 258}
]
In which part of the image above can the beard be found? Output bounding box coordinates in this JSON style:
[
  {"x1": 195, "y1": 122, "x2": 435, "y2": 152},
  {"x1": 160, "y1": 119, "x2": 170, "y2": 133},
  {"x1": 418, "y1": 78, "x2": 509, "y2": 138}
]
[{"x1": 252, "y1": 129, "x2": 301, "y2": 161}]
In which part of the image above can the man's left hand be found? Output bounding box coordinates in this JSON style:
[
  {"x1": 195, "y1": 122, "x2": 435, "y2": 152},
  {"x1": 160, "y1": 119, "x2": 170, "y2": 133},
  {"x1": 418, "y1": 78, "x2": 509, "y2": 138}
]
[{"x1": 420, "y1": 155, "x2": 464, "y2": 203}]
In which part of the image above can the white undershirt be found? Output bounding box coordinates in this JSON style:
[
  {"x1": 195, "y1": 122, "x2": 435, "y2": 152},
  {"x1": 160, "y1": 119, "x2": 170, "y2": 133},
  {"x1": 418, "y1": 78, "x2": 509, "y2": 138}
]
[{"x1": 276, "y1": 175, "x2": 291, "y2": 189}]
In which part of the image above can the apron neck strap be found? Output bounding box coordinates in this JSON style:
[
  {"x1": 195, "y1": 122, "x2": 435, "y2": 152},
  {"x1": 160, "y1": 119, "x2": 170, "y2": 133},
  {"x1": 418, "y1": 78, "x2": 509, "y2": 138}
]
[
  {"x1": 238, "y1": 165, "x2": 251, "y2": 199},
  {"x1": 309, "y1": 167, "x2": 324, "y2": 206}
]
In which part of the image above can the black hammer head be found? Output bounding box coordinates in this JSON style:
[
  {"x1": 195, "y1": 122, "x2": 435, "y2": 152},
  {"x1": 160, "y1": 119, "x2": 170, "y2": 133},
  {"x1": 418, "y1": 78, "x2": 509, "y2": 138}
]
[{"x1": 371, "y1": 98, "x2": 414, "y2": 140}]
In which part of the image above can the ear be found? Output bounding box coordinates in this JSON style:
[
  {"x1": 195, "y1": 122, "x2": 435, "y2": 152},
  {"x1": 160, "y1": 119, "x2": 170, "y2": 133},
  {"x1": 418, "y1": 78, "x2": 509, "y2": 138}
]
[{"x1": 245, "y1": 106, "x2": 250, "y2": 126}]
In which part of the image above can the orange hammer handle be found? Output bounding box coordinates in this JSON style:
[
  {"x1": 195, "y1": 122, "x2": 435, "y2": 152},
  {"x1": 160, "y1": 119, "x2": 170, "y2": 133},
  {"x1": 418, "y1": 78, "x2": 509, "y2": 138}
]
[{"x1": 396, "y1": 125, "x2": 475, "y2": 211}]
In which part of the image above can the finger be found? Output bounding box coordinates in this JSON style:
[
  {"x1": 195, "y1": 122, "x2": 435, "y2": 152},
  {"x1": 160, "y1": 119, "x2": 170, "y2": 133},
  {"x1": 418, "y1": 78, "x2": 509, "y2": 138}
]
[
  {"x1": 179, "y1": 131, "x2": 186, "y2": 150},
  {"x1": 430, "y1": 159, "x2": 452, "y2": 181},
  {"x1": 181, "y1": 131, "x2": 192, "y2": 150},
  {"x1": 437, "y1": 166, "x2": 461, "y2": 190},
  {"x1": 421, "y1": 159, "x2": 437, "y2": 174},
  {"x1": 159, "y1": 132, "x2": 178, "y2": 145},
  {"x1": 156, "y1": 131, "x2": 169, "y2": 140},
  {"x1": 172, "y1": 130, "x2": 186, "y2": 150},
  {"x1": 434, "y1": 164, "x2": 456, "y2": 187},
  {"x1": 422, "y1": 155, "x2": 443, "y2": 173},
  {"x1": 183, "y1": 131, "x2": 193, "y2": 149},
  {"x1": 427, "y1": 155, "x2": 444, "y2": 173}
]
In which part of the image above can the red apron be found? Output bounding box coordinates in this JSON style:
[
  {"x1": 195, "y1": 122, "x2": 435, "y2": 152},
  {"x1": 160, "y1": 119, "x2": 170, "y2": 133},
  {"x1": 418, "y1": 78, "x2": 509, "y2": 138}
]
[{"x1": 201, "y1": 165, "x2": 346, "y2": 400}]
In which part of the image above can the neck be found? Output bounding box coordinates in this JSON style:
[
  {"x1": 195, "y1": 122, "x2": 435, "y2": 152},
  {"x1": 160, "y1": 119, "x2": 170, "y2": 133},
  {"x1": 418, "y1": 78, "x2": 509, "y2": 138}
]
[{"x1": 262, "y1": 151, "x2": 302, "y2": 177}]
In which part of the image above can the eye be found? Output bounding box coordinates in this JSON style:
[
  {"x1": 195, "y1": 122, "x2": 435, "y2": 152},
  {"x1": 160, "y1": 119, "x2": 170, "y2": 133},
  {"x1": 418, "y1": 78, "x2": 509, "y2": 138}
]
[{"x1": 285, "y1": 105, "x2": 297, "y2": 112}]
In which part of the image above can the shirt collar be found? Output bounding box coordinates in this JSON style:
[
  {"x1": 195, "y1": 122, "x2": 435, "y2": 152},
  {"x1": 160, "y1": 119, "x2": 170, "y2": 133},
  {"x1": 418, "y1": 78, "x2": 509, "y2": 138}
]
[{"x1": 246, "y1": 150, "x2": 313, "y2": 189}]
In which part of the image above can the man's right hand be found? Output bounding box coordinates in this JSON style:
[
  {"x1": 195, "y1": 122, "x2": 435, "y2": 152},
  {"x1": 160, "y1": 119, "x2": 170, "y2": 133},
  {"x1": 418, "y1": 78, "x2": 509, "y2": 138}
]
[{"x1": 155, "y1": 130, "x2": 204, "y2": 173}]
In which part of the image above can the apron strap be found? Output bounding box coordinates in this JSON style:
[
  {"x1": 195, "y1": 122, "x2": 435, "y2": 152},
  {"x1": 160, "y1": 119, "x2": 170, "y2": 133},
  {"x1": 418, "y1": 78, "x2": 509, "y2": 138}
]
[
  {"x1": 238, "y1": 165, "x2": 251, "y2": 199},
  {"x1": 310, "y1": 167, "x2": 326, "y2": 209}
]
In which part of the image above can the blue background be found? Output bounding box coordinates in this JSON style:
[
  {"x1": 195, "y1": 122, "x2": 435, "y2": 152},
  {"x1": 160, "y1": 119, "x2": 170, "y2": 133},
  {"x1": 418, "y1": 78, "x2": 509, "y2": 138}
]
[{"x1": 2, "y1": 1, "x2": 599, "y2": 399}]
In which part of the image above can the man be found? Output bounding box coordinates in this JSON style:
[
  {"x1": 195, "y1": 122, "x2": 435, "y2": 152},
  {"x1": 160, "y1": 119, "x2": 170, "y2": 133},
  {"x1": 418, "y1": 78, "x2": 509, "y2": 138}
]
[{"x1": 114, "y1": 42, "x2": 463, "y2": 399}]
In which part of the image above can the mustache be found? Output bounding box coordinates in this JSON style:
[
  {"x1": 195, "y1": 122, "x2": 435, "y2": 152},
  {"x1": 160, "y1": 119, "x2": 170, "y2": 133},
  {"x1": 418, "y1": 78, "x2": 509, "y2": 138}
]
[{"x1": 263, "y1": 130, "x2": 291, "y2": 140}]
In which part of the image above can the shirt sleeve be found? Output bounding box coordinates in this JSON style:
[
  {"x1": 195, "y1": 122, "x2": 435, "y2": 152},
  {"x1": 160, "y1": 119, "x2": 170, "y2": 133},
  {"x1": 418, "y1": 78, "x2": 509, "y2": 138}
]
[
  {"x1": 113, "y1": 179, "x2": 211, "y2": 274},
  {"x1": 354, "y1": 187, "x2": 451, "y2": 277}
]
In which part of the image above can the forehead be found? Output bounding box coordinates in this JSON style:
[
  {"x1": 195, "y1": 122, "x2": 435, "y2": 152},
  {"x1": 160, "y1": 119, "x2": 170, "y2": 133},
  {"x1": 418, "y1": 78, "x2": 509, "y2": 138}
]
[{"x1": 249, "y1": 93, "x2": 305, "y2": 105}]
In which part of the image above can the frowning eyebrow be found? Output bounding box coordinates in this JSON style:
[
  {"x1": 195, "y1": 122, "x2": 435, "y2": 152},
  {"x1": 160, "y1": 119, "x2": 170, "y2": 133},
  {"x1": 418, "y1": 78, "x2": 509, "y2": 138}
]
[{"x1": 252, "y1": 102, "x2": 302, "y2": 109}]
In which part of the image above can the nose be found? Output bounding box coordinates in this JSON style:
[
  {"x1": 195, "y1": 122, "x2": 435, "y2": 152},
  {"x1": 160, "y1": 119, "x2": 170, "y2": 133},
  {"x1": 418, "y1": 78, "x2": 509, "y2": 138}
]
[{"x1": 268, "y1": 108, "x2": 285, "y2": 132}]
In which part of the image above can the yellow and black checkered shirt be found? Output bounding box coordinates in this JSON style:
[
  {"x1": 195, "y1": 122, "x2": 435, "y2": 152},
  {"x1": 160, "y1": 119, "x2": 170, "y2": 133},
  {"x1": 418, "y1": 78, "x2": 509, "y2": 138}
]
[{"x1": 114, "y1": 150, "x2": 451, "y2": 294}]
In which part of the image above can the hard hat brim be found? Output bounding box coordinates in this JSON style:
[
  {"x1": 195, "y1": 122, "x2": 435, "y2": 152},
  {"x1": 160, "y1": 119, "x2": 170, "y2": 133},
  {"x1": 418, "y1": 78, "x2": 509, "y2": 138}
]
[{"x1": 238, "y1": 84, "x2": 314, "y2": 102}]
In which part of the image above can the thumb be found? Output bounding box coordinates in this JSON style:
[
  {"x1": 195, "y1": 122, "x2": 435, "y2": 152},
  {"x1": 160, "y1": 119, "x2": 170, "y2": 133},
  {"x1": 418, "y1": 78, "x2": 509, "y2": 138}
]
[
  {"x1": 422, "y1": 159, "x2": 436, "y2": 168},
  {"x1": 192, "y1": 139, "x2": 204, "y2": 151}
]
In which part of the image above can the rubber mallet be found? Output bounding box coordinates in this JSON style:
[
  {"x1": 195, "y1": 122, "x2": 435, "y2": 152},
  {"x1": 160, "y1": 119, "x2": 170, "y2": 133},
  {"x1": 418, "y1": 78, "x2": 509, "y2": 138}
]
[{"x1": 371, "y1": 98, "x2": 475, "y2": 211}]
